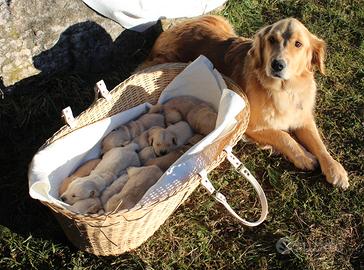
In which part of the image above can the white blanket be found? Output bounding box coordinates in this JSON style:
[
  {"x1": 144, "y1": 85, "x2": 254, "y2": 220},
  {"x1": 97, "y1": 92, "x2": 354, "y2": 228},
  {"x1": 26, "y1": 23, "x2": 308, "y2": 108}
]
[
  {"x1": 83, "y1": 0, "x2": 227, "y2": 32},
  {"x1": 28, "y1": 55, "x2": 246, "y2": 210}
]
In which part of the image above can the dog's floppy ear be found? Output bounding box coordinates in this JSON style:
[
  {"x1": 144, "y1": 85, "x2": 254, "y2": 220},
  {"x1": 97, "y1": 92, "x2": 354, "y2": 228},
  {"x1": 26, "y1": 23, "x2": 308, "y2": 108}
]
[
  {"x1": 248, "y1": 25, "x2": 271, "y2": 68},
  {"x1": 310, "y1": 34, "x2": 326, "y2": 75}
]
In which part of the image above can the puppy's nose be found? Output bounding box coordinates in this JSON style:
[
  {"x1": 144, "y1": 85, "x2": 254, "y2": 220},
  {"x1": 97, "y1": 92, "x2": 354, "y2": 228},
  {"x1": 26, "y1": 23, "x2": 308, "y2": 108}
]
[
  {"x1": 60, "y1": 196, "x2": 66, "y2": 202},
  {"x1": 271, "y1": 59, "x2": 286, "y2": 72},
  {"x1": 159, "y1": 150, "x2": 167, "y2": 156}
]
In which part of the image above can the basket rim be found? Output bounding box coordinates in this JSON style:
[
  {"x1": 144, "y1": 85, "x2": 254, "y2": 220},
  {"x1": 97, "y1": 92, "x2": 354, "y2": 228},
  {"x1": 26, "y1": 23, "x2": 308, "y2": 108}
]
[{"x1": 35, "y1": 62, "x2": 250, "y2": 221}]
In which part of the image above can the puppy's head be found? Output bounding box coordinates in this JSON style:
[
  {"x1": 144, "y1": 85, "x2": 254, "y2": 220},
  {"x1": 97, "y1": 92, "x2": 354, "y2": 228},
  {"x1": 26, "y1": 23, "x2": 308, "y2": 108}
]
[
  {"x1": 147, "y1": 127, "x2": 178, "y2": 156},
  {"x1": 249, "y1": 18, "x2": 326, "y2": 81},
  {"x1": 60, "y1": 176, "x2": 99, "y2": 205}
]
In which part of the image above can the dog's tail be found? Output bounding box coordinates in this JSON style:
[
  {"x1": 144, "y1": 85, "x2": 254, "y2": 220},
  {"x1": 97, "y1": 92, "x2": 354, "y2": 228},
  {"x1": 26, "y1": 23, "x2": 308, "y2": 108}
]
[{"x1": 149, "y1": 103, "x2": 163, "y2": 114}]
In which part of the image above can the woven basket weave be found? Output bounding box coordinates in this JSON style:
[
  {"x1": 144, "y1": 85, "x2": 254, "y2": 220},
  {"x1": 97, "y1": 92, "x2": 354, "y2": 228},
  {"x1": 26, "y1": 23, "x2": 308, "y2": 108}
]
[{"x1": 39, "y1": 63, "x2": 250, "y2": 256}]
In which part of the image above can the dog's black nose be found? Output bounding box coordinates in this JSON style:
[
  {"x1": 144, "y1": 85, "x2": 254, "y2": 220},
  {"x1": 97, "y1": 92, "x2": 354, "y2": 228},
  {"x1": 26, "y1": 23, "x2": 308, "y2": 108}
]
[
  {"x1": 60, "y1": 196, "x2": 66, "y2": 202},
  {"x1": 159, "y1": 150, "x2": 167, "y2": 156},
  {"x1": 271, "y1": 59, "x2": 286, "y2": 72}
]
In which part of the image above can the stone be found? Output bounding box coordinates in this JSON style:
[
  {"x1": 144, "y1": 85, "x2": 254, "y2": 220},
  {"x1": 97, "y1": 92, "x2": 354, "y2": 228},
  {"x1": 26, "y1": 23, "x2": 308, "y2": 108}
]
[{"x1": 0, "y1": 0, "x2": 125, "y2": 86}]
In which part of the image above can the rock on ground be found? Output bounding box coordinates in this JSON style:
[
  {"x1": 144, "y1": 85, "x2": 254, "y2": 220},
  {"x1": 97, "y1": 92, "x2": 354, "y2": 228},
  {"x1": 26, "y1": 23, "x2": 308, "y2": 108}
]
[{"x1": 0, "y1": 0, "x2": 125, "y2": 87}]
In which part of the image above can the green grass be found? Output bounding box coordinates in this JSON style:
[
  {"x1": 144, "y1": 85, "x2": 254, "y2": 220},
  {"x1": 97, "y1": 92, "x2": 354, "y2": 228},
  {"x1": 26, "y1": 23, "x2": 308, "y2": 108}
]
[{"x1": 1, "y1": 0, "x2": 363, "y2": 269}]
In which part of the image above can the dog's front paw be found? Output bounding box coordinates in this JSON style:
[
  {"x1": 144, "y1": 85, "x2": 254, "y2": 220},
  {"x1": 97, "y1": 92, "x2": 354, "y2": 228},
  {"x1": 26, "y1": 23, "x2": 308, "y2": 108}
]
[
  {"x1": 321, "y1": 158, "x2": 349, "y2": 189},
  {"x1": 293, "y1": 150, "x2": 318, "y2": 171}
]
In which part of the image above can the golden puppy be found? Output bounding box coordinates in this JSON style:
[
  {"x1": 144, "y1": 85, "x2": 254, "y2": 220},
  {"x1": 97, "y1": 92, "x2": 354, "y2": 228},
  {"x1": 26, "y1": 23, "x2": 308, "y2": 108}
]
[
  {"x1": 150, "y1": 96, "x2": 217, "y2": 135},
  {"x1": 59, "y1": 159, "x2": 101, "y2": 196},
  {"x1": 104, "y1": 165, "x2": 163, "y2": 212},
  {"x1": 132, "y1": 125, "x2": 187, "y2": 156},
  {"x1": 60, "y1": 143, "x2": 140, "y2": 204},
  {"x1": 67, "y1": 197, "x2": 102, "y2": 214},
  {"x1": 142, "y1": 15, "x2": 349, "y2": 189},
  {"x1": 145, "y1": 145, "x2": 190, "y2": 171},
  {"x1": 102, "y1": 113, "x2": 165, "y2": 153}
]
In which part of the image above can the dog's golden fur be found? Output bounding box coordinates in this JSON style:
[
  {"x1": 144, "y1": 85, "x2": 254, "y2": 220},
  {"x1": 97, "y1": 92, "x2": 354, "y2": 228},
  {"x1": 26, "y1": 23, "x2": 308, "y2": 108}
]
[{"x1": 142, "y1": 15, "x2": 349, "y2": 188}]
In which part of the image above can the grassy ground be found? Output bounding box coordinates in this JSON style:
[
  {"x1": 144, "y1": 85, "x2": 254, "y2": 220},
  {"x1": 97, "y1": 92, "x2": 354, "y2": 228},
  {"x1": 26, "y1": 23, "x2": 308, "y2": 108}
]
[{"x1": 0, "y1": 0, "x2": 363, "y2": 269}]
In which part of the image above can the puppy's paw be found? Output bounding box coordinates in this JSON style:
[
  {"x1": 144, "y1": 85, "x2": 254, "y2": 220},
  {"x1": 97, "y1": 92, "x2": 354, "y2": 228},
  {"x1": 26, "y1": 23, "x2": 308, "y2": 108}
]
[
  {"x1": 321, "y1": 158, "x2": 349, "y2": 189},
  {"x1": 293, "y1": 151, "x2": 318, "y2": 171}
]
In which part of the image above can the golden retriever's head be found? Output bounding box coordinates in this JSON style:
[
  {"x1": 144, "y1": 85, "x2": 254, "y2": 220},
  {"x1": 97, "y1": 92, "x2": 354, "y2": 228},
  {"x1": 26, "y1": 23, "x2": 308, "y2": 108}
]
[
  {"x1": 249, "y1": 18, "x2": 326, "y2": 80},
  {"x1": 147, "y1": 127, "x2": 178, "y2": 156}
]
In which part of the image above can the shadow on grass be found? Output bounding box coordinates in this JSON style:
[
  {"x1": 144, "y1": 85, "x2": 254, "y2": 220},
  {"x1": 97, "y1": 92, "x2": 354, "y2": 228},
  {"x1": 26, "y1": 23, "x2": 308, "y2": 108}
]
[{"x1": 0, "y1": 20, "x2": 162, "y2": 248}]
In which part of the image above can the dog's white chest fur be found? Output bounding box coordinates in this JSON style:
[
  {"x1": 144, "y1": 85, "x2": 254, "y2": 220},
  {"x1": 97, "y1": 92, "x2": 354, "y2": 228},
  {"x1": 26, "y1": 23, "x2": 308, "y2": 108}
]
[{"x1": 263, "y1": 88, "x2": 315, "y2": 130}]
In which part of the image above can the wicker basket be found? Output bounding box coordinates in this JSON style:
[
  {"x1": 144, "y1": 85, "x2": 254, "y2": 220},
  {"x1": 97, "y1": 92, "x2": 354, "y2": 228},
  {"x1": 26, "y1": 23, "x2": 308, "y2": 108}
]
[{"x1": 38, "y1": 63, "x2": 250, "y2": 256}]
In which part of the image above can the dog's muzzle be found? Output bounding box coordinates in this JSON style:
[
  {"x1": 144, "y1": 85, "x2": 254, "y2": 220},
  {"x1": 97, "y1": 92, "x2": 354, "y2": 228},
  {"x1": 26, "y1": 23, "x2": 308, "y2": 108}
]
[{"x1": 270, "y1": 59, "x2": 287, "y2": 78}]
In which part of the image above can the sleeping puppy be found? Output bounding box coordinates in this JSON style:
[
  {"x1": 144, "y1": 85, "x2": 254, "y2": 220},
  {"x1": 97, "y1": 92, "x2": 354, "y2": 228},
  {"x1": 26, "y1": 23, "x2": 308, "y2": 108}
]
[
  {"x1": 131, "y1": 126, "x2": 172, "y2": 156},
  {"x1": 60, "y1": 143, "x2": 140, "y2": 204},
  {"x1": 142, "y1": 15, "x2": 349, "y2": 189},
  {"x1": 100, "y1": 173, "x2": 128, "y2": 206},
  {"x1": 132, "y1": 126, "x2": 165, "y2": 150},
  {"x1": 133, "y1": 122, "x2": 193, "y2": 156},
  {"x1": 67, "y1": 197, "x2": 102, "y2": 214},
  {"x1": 59, "y1": 159, "x2": 101, "y2": 196},
  {"x1": 149, "y1": 96, "x2": 217, "y2": 135},
  {"x1": 145, "y1": 145, "x2": 191, "y2": 171},
  {"x1": 102, "y1": 113, "x2": 165, "y2": 153},
  {"x1": 104, "y1": 165, "x2": 163, "y2": 212}
]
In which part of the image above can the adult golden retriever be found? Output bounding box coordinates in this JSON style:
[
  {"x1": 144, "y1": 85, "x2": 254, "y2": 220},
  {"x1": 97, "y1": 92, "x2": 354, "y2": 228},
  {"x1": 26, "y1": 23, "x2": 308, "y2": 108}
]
[{"x1": 141, "y1": 15, "x2": 349, "y2": 189}]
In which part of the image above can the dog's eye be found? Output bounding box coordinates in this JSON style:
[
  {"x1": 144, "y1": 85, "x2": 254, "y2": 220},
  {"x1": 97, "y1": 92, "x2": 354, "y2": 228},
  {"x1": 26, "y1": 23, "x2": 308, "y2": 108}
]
[
  {"x1": 268, "y1": 36, "x2": 276, "y2": 44},
  {"x1": 295, "y1": 41, "x2": 302, "y2": 48},
  {"x1": 72, "y1": 194, "x2": 76, "y2": 198}
]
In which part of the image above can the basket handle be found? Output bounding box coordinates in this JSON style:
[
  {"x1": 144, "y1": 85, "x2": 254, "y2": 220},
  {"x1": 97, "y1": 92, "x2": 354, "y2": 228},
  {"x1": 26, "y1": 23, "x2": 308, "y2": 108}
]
[{"x1": 199, "y1": 146, "x2": 268, "y2": 227}]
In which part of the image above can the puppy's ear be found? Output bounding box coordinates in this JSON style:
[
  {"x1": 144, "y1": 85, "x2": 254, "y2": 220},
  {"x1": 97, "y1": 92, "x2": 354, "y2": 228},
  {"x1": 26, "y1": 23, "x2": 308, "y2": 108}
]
[
  {"x1": 248, "y1": 25, "x2": 271, "y2": 69},
  {"x1": 310, "y1": 34, "x2": 326, "y2": 75}
]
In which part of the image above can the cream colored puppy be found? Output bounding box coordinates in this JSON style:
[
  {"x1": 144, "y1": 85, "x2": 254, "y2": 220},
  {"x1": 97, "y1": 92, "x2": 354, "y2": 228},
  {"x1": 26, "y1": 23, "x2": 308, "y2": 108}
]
[
  {"x1": 132, "y1": 126, "x2": 161, "y2": 149},
  {"x1": 100, "y1": 173, "x2": 128, "y2": 206},
  {"x1": 60, "y1": 143, "x2": 140, "y2": 204},
  {"x1": 104, "y1": 165, "x2": 163, "y2": 212},
  {"x1": 133, "y1": 122, "x2": 192, "y2": 156},
  {"x1": 132, "y1": 126, "x2": 175, "y2": 156},
  {"x1": 59, "y1": 159, "x2": 101, "y2": 196},
  {"x1": 67, "y1": 197, "x2": 102, "y2": 214},
  {"x1": 149, "y1": 96, "x2": 217, "y2": 135},
  {"x1": 102, "y1": 113, "x2": 165, "y2": 153}
]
